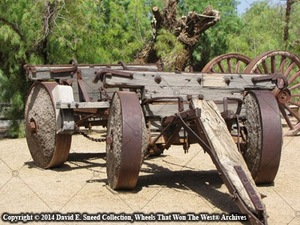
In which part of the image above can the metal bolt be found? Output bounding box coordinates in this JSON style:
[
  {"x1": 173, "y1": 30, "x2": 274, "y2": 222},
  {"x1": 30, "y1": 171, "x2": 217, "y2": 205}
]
[
  {"x1": 225, "y1": 78, "x2": 231, "y2": 86},
  {"x1": 149, "y1": 149, "x2": 155, "y2": 155},
  {"x1": 154, "y1": 75, "x2": 162, "y2": 84},
  {"x1": 106, "y1": 129, "x2": 114, "y2": 145},
  {"x1": 277, "y1": 90, "x2": 291, "y2": 104},
  {"x1": 197, "y1": 78, "x2": 202, "y2": 85},
  {"x1": 106, "y1": 136, "x2": 113, "y2": 145},
  {"x1": 198, "y1": 94, "x2": 204, "y2": 100}
]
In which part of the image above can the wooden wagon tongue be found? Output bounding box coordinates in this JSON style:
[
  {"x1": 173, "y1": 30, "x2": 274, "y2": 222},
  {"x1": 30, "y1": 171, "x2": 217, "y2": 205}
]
[
  {"x1": 153, "y1": 97, "x2": 268, "y2": 224},
  {"x1": 190, "y1": 99, "x2": 267, "y2": 225}
]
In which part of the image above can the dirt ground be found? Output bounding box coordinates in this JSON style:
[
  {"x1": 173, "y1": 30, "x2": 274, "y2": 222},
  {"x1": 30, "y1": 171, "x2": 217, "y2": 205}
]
[{"x1": 0, "y1": 127, "x2": 299, "y2": 225}]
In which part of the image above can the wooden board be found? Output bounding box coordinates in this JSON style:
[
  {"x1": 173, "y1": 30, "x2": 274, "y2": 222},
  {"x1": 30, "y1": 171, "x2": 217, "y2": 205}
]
[
  {"x1": 25, "y1": 64, "x2": 159, "y2": 80},
  {"x1": 193, "y1": 99, "x2": 263, "y2": 213},
  {"x1": 104, "y1": 72, "x2": 274, "y2": 101}
]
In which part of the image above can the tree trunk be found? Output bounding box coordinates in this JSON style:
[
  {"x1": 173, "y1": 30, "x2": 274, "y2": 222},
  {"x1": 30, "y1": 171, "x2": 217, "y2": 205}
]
[
  {"x1": 135, "y1": 0, "x2": 220, "y2": 71},
  {"x1": 31, "y1": 1, "x2": 60, "y2": 64}
]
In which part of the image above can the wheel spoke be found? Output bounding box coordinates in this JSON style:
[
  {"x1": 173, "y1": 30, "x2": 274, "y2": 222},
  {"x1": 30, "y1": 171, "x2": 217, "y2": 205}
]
[
  {"x1": 217, "y1": 61, "x2": 225, "y2": 73},
  {"x1": 271, "y1": 55, "x2": 276, "y2": 73},
  {"x1": 278, "y1": 55, "x2": 287, "y2": 74},
  {"x1": 279, "y1": 104, "x2": 294, "y2": 129},
  {"x1": 262, "y1": 60, "x2": 269, "y2": 74},
  {"x1": 288, "y1": 100, "x2": 300, "y2": 108},
  {"x1": 245, "y1": 50, "x2": 300, "y2": 135},
  {"x1": 288, "y1": 70, "x2": 300, "y2": 84},
  {"x1": 201, "y1": 53, "x2": 251, "y2": 73},
  {"x1": 235, "y1": 60, "x2": 241, "y2": 73},
  {"x1": 283, "y1": 103, "x2": 300, "y2": 122},
  {"x1": 289, "y1": 83, "x2": 300, "y2": 91},
  {"x1": 227, "y1": 58, "x2": 232, "y2": 73},
  {"x1": 254, "y1": 67, "x2": 262, "y2": 74},
  {"x1": 284, "y1": 62, "x2": 296, "y2": 77}
]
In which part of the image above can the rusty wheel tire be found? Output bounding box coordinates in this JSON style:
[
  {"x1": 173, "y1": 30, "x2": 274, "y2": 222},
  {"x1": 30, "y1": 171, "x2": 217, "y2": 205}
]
[
  {"x1": 244, "y1": 50, "x2": 300, "y2": 135},
  {"x1": 242, "y1": 90, "x2": 282, "y2": 184},
  {"x1": 25, "y1": 82, "x2": 72, "y2": 168},
  {"x1": 106, "y1": 91, "x2": 148, "y2": 190},
  {"x1": 201, "y1": 53, "x2": 251, "y2": 73}
]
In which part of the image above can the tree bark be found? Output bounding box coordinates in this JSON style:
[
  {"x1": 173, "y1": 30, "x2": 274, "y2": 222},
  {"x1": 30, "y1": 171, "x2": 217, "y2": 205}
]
[
  {"x1": 32, "y1": 1, "x2": 60, "y2": 64},
  {"x1": 135, "y1": 1, "x2": 220, "y2": 71}
]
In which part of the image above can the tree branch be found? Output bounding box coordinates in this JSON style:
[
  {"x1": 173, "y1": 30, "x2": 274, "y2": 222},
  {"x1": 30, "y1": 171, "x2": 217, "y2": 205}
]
[
  {"x1": 162, "y1": 0, "x2": 179, "y2": 29},
  {"x1": 177, "y1": 6, "x2": 220, "y2": 47},
  {"x1": 0, "y1": 17, "x2": 24, "y2": 40},
  {"x1": 33, "y1": 1, "x2": 60, "y2": 63}
]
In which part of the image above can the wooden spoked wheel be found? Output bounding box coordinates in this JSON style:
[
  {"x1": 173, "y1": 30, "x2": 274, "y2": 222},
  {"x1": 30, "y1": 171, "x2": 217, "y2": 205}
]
[
  {"x1": 106, "y1": 91, "x2": 148, "y2": 190},
  {"x1": 244, "y1": 50, "x2": 300, "y2": 135},
  {"x1": 25, "y1": 82, "x2": 72, "y2": 168},
  {"x1": 242, "y1": 90, "x2": 282, "y2": 184},
  {"x1": 201, "y1": 53, "x2": 251, "y2": 73}
]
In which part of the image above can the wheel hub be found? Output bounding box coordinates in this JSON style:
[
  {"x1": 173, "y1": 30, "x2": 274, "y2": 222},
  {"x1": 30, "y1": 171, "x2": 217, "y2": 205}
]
[
  {"x1": 276, "y1": 89, "x2": 291, "y2": 104},
  {"x1": 29, "y1": 118, "x2": 38, "y2": 133}
]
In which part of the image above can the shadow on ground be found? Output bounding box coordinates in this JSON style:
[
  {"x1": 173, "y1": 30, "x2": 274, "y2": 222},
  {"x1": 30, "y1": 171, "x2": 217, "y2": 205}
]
[
  {"x1": 24, "y1": 152, "x2": 106, "y2": 171},
  {"x1": 24, "y1": 151, "x2": 241, "y2": 215}
]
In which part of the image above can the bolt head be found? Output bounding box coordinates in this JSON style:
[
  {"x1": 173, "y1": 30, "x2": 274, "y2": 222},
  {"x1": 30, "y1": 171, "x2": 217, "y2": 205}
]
[{"x1": 106, "y1": 136, "x2": 113, "y2": 144}]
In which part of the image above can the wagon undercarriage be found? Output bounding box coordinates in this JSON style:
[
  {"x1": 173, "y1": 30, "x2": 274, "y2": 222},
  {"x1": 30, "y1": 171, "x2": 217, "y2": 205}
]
[{"x1": 24, "y1": 50, "x2": 300, "y2": 225}]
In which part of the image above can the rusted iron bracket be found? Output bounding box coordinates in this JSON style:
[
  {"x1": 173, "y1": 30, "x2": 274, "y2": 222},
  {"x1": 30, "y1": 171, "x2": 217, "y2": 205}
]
[
  {"x1": 221, "y1": 97, "x2": 243, "y2": 125},
  {"x1": 251, "y1": 74, "x2": 288, "y2": 90},
  {"x1": 24, "y1": 59, "x2": 78, "y2": 79},
  {"x1": 143, "y1": 97, "x2": 185, "y2": 112},
  {"x1": 51, "y1": 59, "x2": 78, "y2": 74},
  {"x1": 234, "y1": 166, "x2": 264, "y2": 212},
  {"x1": 93, "y1": 68, "x2": 133, "y2": 83}
]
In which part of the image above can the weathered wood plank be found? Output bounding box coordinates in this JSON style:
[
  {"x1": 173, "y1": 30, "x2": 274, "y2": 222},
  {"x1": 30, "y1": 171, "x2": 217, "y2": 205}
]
[
  {"x1": 56, "y1": 101, "x2": 110, "y2": 109},
  {"x1": 104, "y1": 72, "x2": 274, "y2": 101},
  {"x1": 104, "y1": 71, "x2": 273, "y2": 88},
  {"x1": 25, "y1": 64, "x2": 159, "y2": 80},
  {"x1": 193, "y1": 99, "x2": 263, "y2": 213}
]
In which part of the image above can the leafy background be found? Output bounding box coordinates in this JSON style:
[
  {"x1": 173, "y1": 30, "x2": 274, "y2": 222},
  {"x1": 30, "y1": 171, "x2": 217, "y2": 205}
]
[{"x1": 0, "y1": 0, "x2": 299, "y2": 137}]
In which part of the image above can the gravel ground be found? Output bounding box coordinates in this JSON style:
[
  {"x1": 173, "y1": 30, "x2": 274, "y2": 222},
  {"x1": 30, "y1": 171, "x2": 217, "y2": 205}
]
[{"x1": 0, "y1": 127, "x2": 300, "y2": 225}]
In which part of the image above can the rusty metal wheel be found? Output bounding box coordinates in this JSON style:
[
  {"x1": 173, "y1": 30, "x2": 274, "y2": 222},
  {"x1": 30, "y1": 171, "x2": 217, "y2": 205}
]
[
  {"x1": 244, "y1": 50, "x2": 300, "y2": 135},
  {"x1": 242, "y1": 90, "x2": 282, "y2": 184},
  {"x1": 25, "y1": 82, "x2": 72, "y2": 168},
  {"x1": 201, "y1": 53, "x2": 251, "y2": 73},
  {"x1": 106, "y1": 91, "x2": 148, "y2": 190}
]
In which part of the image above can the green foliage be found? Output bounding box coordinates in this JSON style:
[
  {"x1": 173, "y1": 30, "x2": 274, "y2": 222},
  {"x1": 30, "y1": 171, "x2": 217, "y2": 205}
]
[
  {"x1": 6, "y1": 91, "x2": 25, "y2": 138},
  {"x1": 154, "y1": 29, "x2": 185, "y2": 71},
  {"x1": 0, "y1": 70, "x2": 25, "y2": 138},
  {"x1": 287, "y1": 2, "x2": 300, "y2": 53},
  {"x1": 227, "y1": 1, "x2": 284, "y2": 58},
  {"x1": 227, "y1": 1, "x2": 300, "y2": 58},
  {"x1": 0, "y1": 0, "x2": 153, "y2": 137},
  {"x1": 0, "y1": 0, "x2": 39, "y2": 135},
  {"x1": 46, "y1": 0, "x2": 153, "y2": 64}
]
